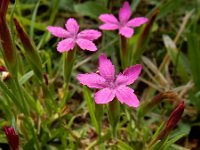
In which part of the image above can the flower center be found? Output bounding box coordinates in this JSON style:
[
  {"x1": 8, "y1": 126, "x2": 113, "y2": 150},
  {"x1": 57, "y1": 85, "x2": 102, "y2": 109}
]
[
  {"x1": 106, "y1": 80, "x2": 116, "y2": 89},
  {"x1": 73, "y1": 34, "x2": 77, "y2": 41},
  {"x1": 118, "y1": 21, "x2": 126, "y2": 28}
]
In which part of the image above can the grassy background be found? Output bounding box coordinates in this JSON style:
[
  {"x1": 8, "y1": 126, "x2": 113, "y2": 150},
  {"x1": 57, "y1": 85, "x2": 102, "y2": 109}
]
[{"x1": 0, "y1": 0, "x2": 200, "y2": 149}]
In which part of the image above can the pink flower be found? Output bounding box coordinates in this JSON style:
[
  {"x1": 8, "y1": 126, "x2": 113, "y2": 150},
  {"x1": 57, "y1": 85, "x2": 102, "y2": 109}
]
[
  {"x1": 47, "y1": 18, "x2": 101, "y2": 52},
  {"x1": 77, "y1": 54, "x2": 142, "y2": 107},
  {"x1": 99, "y1": 1, "x2": 148, "y2": 38}
]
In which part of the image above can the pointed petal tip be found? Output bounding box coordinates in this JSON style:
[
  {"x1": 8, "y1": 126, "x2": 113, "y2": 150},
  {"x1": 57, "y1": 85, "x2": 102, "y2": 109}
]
[
  {"x1": 98, "y1": 53, "x2": 115, "y2": 81},
  {"x1": 65, "y1": 18, "x2": 79, "y2": 34},
  {"x1": 77, "y1": 74, "x2": 88, "y2": 85},
  {"x1": 99, "y1": 14, "x2": 118, "y2": 23},
  {"x1": 127, "y1": 17, "x2": 149, "y2": 27},
  {"x1": 144, "y1": 18, "x2": 149, "y2": 22},
  {"x1": 77, "y1": 73, "x2": 106, "y2": 89},
  {"x1": 76, "y1": 74, "x2": 82, "y2": 81},
  {"x1": 67, "y1": 17, "x2": 76, "y2": 22},
  {"x1": 124, "y1": 100, "x2": 140, "y2": 108},
  {"x1": 131, "y1": 100, "x2": 140, "y2": 108},
  {"x1": 98, "y1": 14, "x2": 106, "y2": 20},
  {"x1": 47, "y1": 26, "x2": 70, "y2": 38},
  {"x1": 46, "y1": 26, "x2": 52, "y2": 31},
  {"x1": 119, "y1": 1, "x2": 131, "y2": 22},
  {"x1": 120, "y1": 64, "x2": 142, "y2": 85},
  {"x1": 124, "y1": 1, "x2": 130, "y2": 6},
  {"x1": 121, "y1": 1, "x2": 130, "y2": 9},
  {"x1": 99, "y1": 53, "x2": 108, "y2": 62},
  {"x1": 99, "y1": 53, "x2": 107, "y2": 59},
  {"x1": 135, "y1": 64, "x2": 143, "y2": 70},
  {"x1": 46, "y1": 26, "x2": 54, "y2": 33}
]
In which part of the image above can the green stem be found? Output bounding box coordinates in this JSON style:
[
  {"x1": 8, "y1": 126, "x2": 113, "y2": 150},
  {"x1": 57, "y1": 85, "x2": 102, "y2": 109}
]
[
  {"x1": 120, "y1": 35, "x2": 127, "y2": 69},
  {"x1": 108, "y1": 99, "x2": 120, "y2": 139},
  {"x1": 95, "y1": 104, "x2": 103, "y2": 139},
  {"x1": 3, "y1": 75, "x2": 29, "y2": 115},
  {"x1": 0, "y1": 79, "x2": 23, "y2": 113},
  {"x1": 13, "y1": 77, "x2": 30, "y2": 116},
  {"x1": 61, "y1": 48, "x2": 77, "y2": 107}
]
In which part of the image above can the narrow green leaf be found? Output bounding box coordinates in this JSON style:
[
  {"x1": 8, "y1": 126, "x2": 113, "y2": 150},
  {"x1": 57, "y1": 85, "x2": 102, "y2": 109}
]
[
  {"x1": 117, "y1": 140, "x2": 135, "y2": 150},
  {"x1": 128, "y1": 9, "x2": 158, "y2": 66},
  {"x1": 61, "y1": 49, "x2": 76, "y2": 107},
  {"x1": 108, "y1": 99, "x2": 120, "y2": 137},
  {"x1": 83, "y1": 86, "x2": 99, "y2": 134},
  {"x1": 149, "y1": 140, "x2": 162, "y2": 150},
  {"x1": 30, "y1": 0, "x2": 40, "y2": 39},
  {"x1": 148, "y1": 122, "x2": 165, "y2": 148},
  {"x1": 74, "y1": 1, "x2": 109, "y2": 19},
  {"x1": 15, "y1": 16, "x2": 46, "y2": 31},
  {"x1": 95, "y1": 104, "x2": 104, "y2": 135},
  {"x1": 187, "y1": 32, "x2": 200, "y2": 90},
  {"x1": 87, "y1": 130, "x2": 111, "y2": 149},
  {"x1": 19, "y1": 71, "x2": 34, "y2": 85},
  {"x1": 131, "y1": 0, "x2": 140, "y2": 12},
  {"x1": 59, "y1": 0, "x2": 74, "y2": 11},
  {"x1": 161, "y1": 133, "x2": 186, "y2": 150},
  {"x1": 158, "y1": 0, "x2": 182, "y2": 19},
  {"x1": 0, "y1": 14, "x2": 18, "y2": 77},
  {"x1": 163, "y1": 35, "x2": 190, "y2": 82},
  {"x1": 0, "y1": 79, "x2": 23, "y2": 112},
  {"x1": 14, "y1": 18, "x2": 43, "y2": 81}
]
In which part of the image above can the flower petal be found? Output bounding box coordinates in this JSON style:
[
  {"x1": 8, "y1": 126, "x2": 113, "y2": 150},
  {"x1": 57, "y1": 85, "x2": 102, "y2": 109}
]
[
  {"x1": 116, "y1": 86, "x2": 139, "y2": 107},
  {"x1": 77, "y1": 73, "x2": 106, "y2": 89},
  {"x1": 99, "y1": 14, "x2": 119, "y2": 24},
  {"x1": 122, "y1": 64, "x2": 142, "y2": 85},
  {"x1": 99, "y1": 24, "x2": 119, "y2": 30},
  {"x1": 119, "y1": 26, "x2": 134, "y2": 38},
  {"x1": 65, "y1": 18, "x2": 79, "y2": 34},
  {"x1": 95, "y1": 88, "x2": 115, "y2": 104},
  {"x1": 76, "y1": 39, "x2": 97, "y2": 51},
  {"x1": 115, "y1": 74, "x2": 128, "y2": 86},
  {"x1": 119, "y1": 1, "x2": 132, "y2": 23},
  {"x1": 47, "y1": 26, "x2": 70, "y2": 38},
  {"x1": 98, "y1": 54, "x2": 115, "y2": 81},
  {"x1": 78, "y1": 29, "x2": 101, "y2": 41},
  {"x1": 57, "y1": 38, "x2": 75, "y2": 52},
  {"x1": 127, "y1": 17, "x2": 148, "y2": 27}
]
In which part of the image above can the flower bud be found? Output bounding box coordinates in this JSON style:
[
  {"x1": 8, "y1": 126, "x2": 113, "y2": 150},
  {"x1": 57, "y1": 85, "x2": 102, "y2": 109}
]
[
  {"x1": 0, "y1": 66, "x2": 7, "y2": 72},
  {"x1": 152, "y1": 101, "x2": 185, "y2": 144},
  {"x1": 0, "y1": 0, "x2": 9, "y2": 16},
  {"x1": 166, "y1": 101, "x2": 185, "y2": 131},
  {"x1": 138, "y1": 91, "x2": 179, "y2": 118},
  {"x1": 14, "y1": 18, "x2": 43, "y2": 80},
  {"x1": 4, "y1": 126, "x2": 19, "y2": 150},
  {"x1": 0, "y1": 0, "x2": 17, "y2": 76}
]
